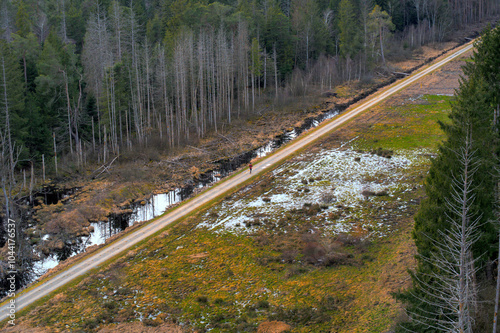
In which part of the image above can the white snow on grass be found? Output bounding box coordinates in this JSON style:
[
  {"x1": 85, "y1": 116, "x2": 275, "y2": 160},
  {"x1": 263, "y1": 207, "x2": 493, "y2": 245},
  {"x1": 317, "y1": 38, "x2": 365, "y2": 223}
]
[{"x1": 198, "y1": 147, "x2": 429, "y2": 235}]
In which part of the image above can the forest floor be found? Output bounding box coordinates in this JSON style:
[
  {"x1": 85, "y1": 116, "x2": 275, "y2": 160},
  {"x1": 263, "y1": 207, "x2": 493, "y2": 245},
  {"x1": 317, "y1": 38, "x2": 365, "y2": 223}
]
[{"x1": 1, "y1": 26, "x2": 475, "y2": 332}]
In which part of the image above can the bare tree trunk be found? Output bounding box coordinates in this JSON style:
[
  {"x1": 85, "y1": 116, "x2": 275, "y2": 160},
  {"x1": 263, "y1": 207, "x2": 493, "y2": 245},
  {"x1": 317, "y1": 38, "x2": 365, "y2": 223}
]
[
  {"x1": 494, "y1": 224, "x2": 500, "y2": 333},
  {"x1": 53, "y1": 132, "x2": 58, "y2": 175},
  {"x1": 198, "y1": 33, "x2": 206, "y2": 136},
  {"x1": 60, "y1": 0, "x2": 68, "y2": 42},
  {"x1": 91, "y1": 116, "x2": 96, "y2": 151},
  {"x1": 29, "y1": 161, "x2": 33, "y2": 204},
  {"x1": 42, "y1": 154, "x2": 45, "y2": 182},
  {"x1": 274, "y1": 44, "x2": 278, "y2": 101},
  {"x1": 379, "y1": 24, "x2": 385, "y2": 65},
  {"x1": 409, "y1": 135, "x2": 479, "y2": 332},
  {"x1": 494, "y1": 106, "x2": 500, "y2": 333},
  {"x1": 1, "y1": 56, "x2": 15, "y2": 184},
  {"x1": 103, "y1": 125, "x2": 107, "y2": 163},
  {"x1": 61, "y1": 70, "x2": 74, "y2": 155}
]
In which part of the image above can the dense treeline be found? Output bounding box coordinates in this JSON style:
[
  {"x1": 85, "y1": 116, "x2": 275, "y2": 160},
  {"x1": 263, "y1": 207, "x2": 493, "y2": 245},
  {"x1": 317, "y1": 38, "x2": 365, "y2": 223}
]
[
  {"x1": 396, "y1": 26, "x2": 500, "y2": 332},
  {"x1": 0, "y1": 0, "x2": 498, "y2": 169}
]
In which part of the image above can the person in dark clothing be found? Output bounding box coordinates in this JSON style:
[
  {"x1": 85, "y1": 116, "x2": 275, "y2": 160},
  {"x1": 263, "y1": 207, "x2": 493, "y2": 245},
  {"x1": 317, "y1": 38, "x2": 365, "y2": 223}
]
[{"x1": 249, "y1": 163, "x2": 253, "y2": 174}]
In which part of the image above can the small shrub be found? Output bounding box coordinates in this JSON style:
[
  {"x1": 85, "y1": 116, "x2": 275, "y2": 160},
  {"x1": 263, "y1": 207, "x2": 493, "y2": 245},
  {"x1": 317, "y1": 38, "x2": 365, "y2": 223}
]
[
  {"x1": 256, "y1": 300, "x2": 270, "y2": 309},
  {"x1": 255, "y1": 232, "x2": 270, "y2": 246},
  {"x1": 103, "y1": 301, "x2": 117, "y2": 310},
  {"x1": 335, "y1": 233, "x2": 361, "y2": 246},
  {"x1": 115, "y1": 287, "x2": 133, "y2": 296},
  {"x1": 83, "y1": 318, "x2": 99, "y2": 329},
  {"x1": 212, "y1": 313, "x2": 226, "y2": 323},
  {"x1": 285, "y1": 266, "x2": 309, "y2": 278},
  {"x1": 362, "y1": 254, "x2": 374, "y2": 262},
  {"x1": 245, "y1": 219, "x2": 261, "y2": 227},
  {"x1": 301, "y1": 179, "x2": 308, "y2": 185},
  {"x1": 304, "y1": 204, "x2": 321, "y2": 216},
  {"x1": 196, "y1": 296, "x2": 208, "y2": 303},
  {"x1": 281, "y1": 249, "x2": 298, "y2": 263},
  {"x1": 320, "y1": 295, "x2": 342, "y2": 311},
  {"x1": 269, "y1": 306, "x2": 329, "y2": 325},
  {"x1": 236, "y1": 320, "x2": 255, "y2": 331},
  {"x1": 371, "y1": 147, "x2": 393, "y2": 158},
  {"x1": 308, "y1": 177, "x2": 315, "y2": 183},
  {"x1": 143, "y1": 318, "x2": 160, "y2": 327},
  {"x1": 361, "y1": 189, "x2": 376, "y2": 197},
  {"x1": 375, "y1": 190, "x2": 388, "y2": 196},
  {"x1": 320, "y1": 192, "x2": 336, "y2": 204},
  {"x1": 263, "y1": 197, "x2": 271, "y2": 202},
  {"x1": 302, "y1": 242, "x2": 325, "y2": 265},
  {"x1": 214, "y1": 298, "x2": 225, "y2": 305},
  {"x1": 321, "y1": 252, "x2": 350, "y2": 267}
]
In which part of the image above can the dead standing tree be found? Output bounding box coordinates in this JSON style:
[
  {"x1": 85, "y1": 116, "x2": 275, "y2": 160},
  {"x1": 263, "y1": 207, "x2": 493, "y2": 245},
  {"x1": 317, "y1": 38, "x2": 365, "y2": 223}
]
[{"x1": 408, "y1": 136, "x2": 480, "y2": 332}]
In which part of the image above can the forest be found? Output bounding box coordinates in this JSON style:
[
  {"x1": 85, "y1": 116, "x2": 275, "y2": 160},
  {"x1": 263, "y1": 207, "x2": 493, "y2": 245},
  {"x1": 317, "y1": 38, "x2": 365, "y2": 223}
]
[{"x1": 0, "y1": 0, "x2": 498, "y2": 175}]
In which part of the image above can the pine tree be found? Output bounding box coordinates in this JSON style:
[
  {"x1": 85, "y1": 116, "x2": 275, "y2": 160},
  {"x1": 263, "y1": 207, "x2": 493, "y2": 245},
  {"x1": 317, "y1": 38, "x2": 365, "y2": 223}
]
[{"x1": 338, "y1": 0, "x2": 361, "y2": 59}]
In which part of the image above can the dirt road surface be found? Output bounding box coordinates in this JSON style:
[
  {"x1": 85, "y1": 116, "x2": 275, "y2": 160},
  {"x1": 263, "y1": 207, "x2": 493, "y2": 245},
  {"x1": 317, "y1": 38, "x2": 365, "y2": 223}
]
[{"x1": 0, "y1": 40, "x2": 474, "y2": 323}]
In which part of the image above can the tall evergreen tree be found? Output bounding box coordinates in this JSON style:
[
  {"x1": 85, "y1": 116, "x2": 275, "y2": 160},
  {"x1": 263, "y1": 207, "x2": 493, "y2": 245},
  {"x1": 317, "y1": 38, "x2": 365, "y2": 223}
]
[
  {"x1": 337, "y1": 0, "x2": 360, "y2": 59},
  {"x1": 396, "y1": 26, "x2": 500, "y2": 332}
]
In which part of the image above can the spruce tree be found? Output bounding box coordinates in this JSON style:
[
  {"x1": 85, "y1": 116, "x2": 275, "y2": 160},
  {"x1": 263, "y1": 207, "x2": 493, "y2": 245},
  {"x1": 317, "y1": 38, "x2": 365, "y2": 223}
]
[{"x1": 396, "y1": 26, "x2": 500, "y2": 332}]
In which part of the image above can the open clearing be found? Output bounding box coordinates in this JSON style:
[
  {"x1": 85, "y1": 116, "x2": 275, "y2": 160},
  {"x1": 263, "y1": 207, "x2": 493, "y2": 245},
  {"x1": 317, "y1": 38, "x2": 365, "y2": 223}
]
[{"x1": 0, "y1": 44, "x2": 472, "y2": 332}]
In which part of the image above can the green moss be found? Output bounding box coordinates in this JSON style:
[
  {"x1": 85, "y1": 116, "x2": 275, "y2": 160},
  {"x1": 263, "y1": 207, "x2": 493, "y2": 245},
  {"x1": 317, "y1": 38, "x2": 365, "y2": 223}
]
[{"x1": 355, "y1": 95, "x2": 453, "y2": 151}]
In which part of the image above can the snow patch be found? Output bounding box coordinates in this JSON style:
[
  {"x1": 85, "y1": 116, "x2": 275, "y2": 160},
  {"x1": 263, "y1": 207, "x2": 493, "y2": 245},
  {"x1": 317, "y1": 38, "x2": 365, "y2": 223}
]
[{"x1": 198, "y1": 147, "x2": 428, "y2": 236}]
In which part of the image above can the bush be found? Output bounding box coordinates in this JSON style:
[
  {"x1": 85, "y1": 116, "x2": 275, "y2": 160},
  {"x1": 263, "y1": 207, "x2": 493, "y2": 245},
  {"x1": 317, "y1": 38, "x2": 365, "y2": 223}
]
[
  {"x1": 257, "y1": 300, "x2": 270, "y2": 309},
  {"x1": 143, "y1": 318, "x2": 161, "y2": 327},
  {"x1": 361, "y1": 189, "x2": 376, "y2": 197},
  {"x1": 320, "y1": 295, "x2": 342, "y2": 311},
  {"x1": 196, "y1": 296, "x2": 208, "y2": 303},
  {"x1": 82, "y1": 318, "x2": 99, "y2": 329},
  {"x1": 285, "y1": 266, "x2": 309, "y2": 278},
  {"x1": 103, "y1": 301, "x2": 117, "y2": 310},
  {"x1": 212, "y1": 313, "x2": 226, "y2": 322},
  {"x1": 281, "y1": 249, "x2": 298, "y2": 263},
  {"x1": 304, "y1": 204, "x2": 321, "y2": 216},
  {"x1": 320, "y1": 192, "x2": 336, "y2": 204},
  {"x1": 270, "y1": 306, "x2": 329, "y2": 325},
  {"x1": 371, "y1": 147, "x2": 393, "y2": 158},
  {"x1": 214, "y1": 298, "x2": 225, "y2": 305}
]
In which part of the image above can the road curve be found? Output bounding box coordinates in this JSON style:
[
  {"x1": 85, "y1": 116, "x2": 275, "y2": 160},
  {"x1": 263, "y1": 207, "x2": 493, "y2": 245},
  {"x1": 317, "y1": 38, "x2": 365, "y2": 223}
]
[{"x1": 0, "y1": 41, "x2": 474, "y2": 323}]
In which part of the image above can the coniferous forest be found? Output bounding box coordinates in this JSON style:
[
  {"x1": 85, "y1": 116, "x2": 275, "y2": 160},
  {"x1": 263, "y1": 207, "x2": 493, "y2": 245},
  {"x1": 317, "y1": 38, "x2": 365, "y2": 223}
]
[{"x1": 0, "y1": 0, "x2": 499, "y2": 175}]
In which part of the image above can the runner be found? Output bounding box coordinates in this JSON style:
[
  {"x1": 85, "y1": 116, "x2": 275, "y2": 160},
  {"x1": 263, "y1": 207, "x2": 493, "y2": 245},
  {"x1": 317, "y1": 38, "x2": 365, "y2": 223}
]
[{"x1": 249, "y1": 162, "x2": 253, "y2": 174}]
